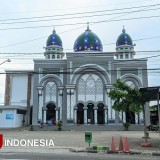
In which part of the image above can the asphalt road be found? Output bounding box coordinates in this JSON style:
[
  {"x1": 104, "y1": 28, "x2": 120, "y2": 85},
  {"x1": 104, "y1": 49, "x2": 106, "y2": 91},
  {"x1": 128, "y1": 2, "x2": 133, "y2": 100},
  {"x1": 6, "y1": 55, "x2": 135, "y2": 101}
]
[{"x1": 0, "y1": 150, "x2": 159, "y2": 160}]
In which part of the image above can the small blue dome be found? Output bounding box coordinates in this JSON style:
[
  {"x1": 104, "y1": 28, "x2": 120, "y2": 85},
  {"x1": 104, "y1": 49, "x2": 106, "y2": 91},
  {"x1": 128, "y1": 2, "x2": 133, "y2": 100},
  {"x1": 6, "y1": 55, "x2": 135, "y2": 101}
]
[
  {"x1": 46, "y1": 30, "x2": 62, "y2": 47},
  {"x1": 73, "y1": 27, "x2": 103, "y2": 52},
  {"x1": 116, "y1": 28, "x2": 133, "y2": 46}
]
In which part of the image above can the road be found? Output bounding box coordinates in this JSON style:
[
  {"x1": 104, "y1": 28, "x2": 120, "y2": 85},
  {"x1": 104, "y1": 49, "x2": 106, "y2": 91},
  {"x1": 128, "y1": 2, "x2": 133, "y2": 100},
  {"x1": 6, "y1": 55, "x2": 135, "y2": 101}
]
[
  {"x1": 0, "y1": 130, "x2": 160, "y2": 159},
  {"x1": 0, "y1": 149, "x2": 159, "y2": 160}
]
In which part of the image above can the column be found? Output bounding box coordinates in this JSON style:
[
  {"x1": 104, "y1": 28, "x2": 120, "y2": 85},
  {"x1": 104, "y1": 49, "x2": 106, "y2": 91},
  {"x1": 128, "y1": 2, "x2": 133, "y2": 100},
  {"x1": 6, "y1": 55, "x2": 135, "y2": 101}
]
[
  {"x1": 123, "y1": 112, "x2": 126, "y2": 123},
  {"x1": 74, "y1": 107, "x2": 77, "y2": 124},
  {"x1": 37, "y1": 86, "x2": 44, "y2": 121},
  {"x1": 135, "y1": 113, "x2": 138, "y2": 124},
  {"x1": 83, "y1": 107, "x2": 88, "y2": 124},
  {"x1": 115, "y1": 111, "x2": 119, "y2": 124},
  {"x1": 58, "y1": 87, "x2": 64, "y2": 121},
  {"x1": 4, "y1": 74, "x2": 10, "y2": 105},
  {"x1": 104, "y1": 107, "x2": 108, "y2": 124},
  {"x1": 145, "y1": 102, "x2": 151, "y2": 125},
  {"x1": 123, "y1": 53, "x2": 125, "y2": 59},
  {"x1": 43, "y1": 110, "x2": 46, "y2": 124},
  {"x1": 66, "y1": 89, "x2": 71, "y2": 120},
  {"x1": 56, "y1": 108, "x2": 59, "y2": 122},
  {"x1": 107, "y1": 88, "x2": 111, "y2": 120},
  {"x1": 94, "y1": 107, "x2": 98, "y2": 124}
]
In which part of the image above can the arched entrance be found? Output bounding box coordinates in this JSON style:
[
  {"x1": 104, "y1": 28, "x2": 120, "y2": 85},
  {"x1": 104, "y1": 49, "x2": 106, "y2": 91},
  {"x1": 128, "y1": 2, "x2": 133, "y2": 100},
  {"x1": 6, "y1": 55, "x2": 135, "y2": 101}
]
[
  {"x1": 87, "y1": 103, "x2": 94, "y2": 124},
  {"x1": 46, "y1": 103, "x2": 56, "y2": 121},
  {"x1": 97, "y1": 103, "x2": 105, "y2": 124},
  {"x1": 77, "y1": 103, "x2": 84, "y2": 124}
]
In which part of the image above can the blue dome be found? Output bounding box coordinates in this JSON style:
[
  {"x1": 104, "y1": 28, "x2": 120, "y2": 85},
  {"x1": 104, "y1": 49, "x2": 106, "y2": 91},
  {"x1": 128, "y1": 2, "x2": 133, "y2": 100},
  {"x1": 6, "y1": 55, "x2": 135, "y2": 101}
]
[
  {"x1": 73, "y1": 27, "x2": 103, "y2": 52},
  {"x1": 116, "y1": 28, "x2": 133, "y2": 46},
  {"x1": 46, "y1": 30, "x2": 62, "y2": 47}
]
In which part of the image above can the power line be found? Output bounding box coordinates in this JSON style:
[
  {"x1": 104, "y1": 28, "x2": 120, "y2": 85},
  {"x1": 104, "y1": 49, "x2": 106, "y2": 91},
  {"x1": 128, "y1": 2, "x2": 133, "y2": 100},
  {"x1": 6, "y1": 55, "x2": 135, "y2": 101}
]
[
  {"x1": 2, "y1": 67, "x2": 160, "y2": 75},
  {"x1": 0, "y1": 3, "x2": 159, "y2": 22},
  {"x1": 0, "y1": 0, "x2": 151, "y2": 15},
  {"x1": 0, "y1": 3, "x2": 158, "y2": 50},
  {"x1": 0, "y1": 49, "x2": 160, "y2": 55},
  {"x1": 0, "y1": 14, "x2": 159, "y2": 31},
  {"x1": 1, "y1": 7, "x2": 160, "y2": 25}
]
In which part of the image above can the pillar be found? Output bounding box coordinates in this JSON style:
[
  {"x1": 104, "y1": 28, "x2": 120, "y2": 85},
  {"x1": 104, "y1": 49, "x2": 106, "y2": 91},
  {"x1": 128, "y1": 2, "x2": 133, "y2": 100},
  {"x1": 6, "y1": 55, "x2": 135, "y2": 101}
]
[
  {"x1": 43, "y1": 110, "x2": 46, "y2": 124},
  {"x1": 56, "y1": 108, "x2": 59, "y2": 122},
  {"x1": 74, "y1": 107, "x2": 77, "y2": 124},
  {"x1": 115, "y1": 111, "x2": 119, "y2": 124},
  {"x1": 94, "y1": 107, "x2": 98, "y2": 124},
  {"x1": 104, "y1": 107, "x2": 108, "y2": 124},
  {"x1": 83, "y1": 107, "x2": 88, "y2": 124},
  {"x1": 135, "y1": 113, "x2": 138, "y2": 124},
  {"x1": 123, "y1": 112, "x2": 126, "y2": 123}
]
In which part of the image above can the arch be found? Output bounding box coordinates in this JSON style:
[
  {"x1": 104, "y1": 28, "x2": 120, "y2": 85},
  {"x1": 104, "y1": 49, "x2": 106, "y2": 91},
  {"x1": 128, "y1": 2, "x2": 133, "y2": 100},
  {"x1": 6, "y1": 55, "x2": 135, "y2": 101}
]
[
  {"x1": 39, "y1": 74, "x2": 63, "y2": 86},
  {"x1": 77, "y1": 103, "x2": 84, "y2": 124},
  {"x1": 86, "y1": 100, "x2": 96, "y2": 106},
  {"x1": 96, "y1": 101, "x2": 105, "y2": 107},
  {"x1": 44, "y1": 81, "x2": 58, "y2": 104},
  {"x1": 46, "y1": 102, "x2": 56, "y2": 122},
  {"x1": 75, "y1": 101, "x2": 85, "y2": 108},
  {"x1": 87, "y1": 103, "x2": 94, "y2": 124},
  {"x1": 97, "y1": 103, "x2": 105, "y2": 124},
  {"x1": 120, "y1": 73, "x2": 143, "y2": 87},
  {"x1": 77, "y1": 74, "x2": 104, "y2": 103},
  {"x1": 71, "y1": 64, "x2": 110, "y2": 85},
  {"x1": 45, "y1": 101, "x2": 57, "y2": 108}
]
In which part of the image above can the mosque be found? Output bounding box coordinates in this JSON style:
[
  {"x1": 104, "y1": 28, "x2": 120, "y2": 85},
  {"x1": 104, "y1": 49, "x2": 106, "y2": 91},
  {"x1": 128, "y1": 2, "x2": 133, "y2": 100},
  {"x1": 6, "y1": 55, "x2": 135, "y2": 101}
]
[{"x1": 2, "y1": 26, "x2": 150, "y2": 128}]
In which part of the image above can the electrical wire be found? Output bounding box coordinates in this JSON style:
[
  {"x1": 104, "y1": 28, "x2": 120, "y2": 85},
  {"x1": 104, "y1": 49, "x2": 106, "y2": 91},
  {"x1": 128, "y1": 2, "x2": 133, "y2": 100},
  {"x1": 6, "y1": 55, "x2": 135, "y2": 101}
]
[
  {"x1": 1, "y1": 7, "x2": 160, "y2": 25},
  {"x1": 0, "y1": 0, "x2": 152, "y2": 15},
  {"x1": 0, "y1": 14, "x2": 160, "y2": 31},
  {"x1": 1, "y1": 3, "x2": 159, "y2": 22}
]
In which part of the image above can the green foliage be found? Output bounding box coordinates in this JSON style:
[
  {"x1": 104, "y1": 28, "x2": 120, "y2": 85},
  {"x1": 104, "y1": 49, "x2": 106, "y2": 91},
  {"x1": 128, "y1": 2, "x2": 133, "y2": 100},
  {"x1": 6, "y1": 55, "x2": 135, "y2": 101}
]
[
  {"x1": 108, "y1": 79, "x2": 147, "y2": 113},
  {"x1": 123, "y1": 122, "x2": 130, "y2": 129},
  {"x1": 56, "y1": 121, "x2": 62, "y2": 128}
]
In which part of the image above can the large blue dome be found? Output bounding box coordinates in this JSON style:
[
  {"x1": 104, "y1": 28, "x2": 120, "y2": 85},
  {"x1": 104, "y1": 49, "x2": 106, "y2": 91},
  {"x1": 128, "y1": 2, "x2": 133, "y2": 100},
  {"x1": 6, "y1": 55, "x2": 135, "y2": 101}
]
[
  {"x1": 73, "y1": 27, "x2": 103, "y2": 52},
  {"x1": 46, "y1": 30, "x2": 62, "y2": 47},
  {"x1": 116, "y1": 28, "x2": 133, "y2": 46}
]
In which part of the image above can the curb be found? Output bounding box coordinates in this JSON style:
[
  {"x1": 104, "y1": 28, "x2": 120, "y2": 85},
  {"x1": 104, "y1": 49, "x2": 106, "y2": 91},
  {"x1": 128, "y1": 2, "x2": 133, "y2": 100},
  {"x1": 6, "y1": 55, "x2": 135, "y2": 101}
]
[{"x1": 69, "y1": 148, "x2": 160, "y2": 156}]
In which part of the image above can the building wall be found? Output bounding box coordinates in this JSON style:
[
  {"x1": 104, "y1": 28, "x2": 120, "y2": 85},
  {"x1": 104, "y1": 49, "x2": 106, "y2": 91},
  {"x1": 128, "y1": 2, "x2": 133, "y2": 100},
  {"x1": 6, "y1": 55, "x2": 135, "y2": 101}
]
[
  {"x1": 0, "y1": 109, "x2": 23, "y2": 128},
  {"x1": 9, "y1": 75, "x2": 33, "y2": 107}
]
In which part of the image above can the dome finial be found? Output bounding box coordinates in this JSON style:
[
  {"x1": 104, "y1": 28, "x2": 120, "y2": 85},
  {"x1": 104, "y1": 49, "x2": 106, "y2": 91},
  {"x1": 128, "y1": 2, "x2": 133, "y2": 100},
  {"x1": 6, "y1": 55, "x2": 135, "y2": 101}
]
[
  {"x1": 86, "y1": 22, "x2": 90, "y2": 31},
  {"x1": 122, "y1": 26, "x2": 126, "y2": 33},
  {"x1": 53, "y1": 26, "x2": 56, "y2": 33}
]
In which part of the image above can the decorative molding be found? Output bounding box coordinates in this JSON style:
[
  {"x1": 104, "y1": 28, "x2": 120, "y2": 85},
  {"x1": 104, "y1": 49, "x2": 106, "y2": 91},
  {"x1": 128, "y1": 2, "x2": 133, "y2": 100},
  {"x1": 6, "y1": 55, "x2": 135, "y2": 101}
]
[{"x1": 37, "y1": 86, "x2": 44, "y2": 95}]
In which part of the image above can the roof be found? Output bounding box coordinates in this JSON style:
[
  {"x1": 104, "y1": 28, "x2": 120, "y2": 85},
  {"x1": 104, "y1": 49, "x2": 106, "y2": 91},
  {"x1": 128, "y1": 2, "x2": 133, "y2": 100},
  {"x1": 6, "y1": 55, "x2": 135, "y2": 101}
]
[
  {"x1": 139, "y1": 86, "x2": 160, "y2": 101},
  {"x1": 0, "y1": 105, "x2": 27, "y2": 110}
]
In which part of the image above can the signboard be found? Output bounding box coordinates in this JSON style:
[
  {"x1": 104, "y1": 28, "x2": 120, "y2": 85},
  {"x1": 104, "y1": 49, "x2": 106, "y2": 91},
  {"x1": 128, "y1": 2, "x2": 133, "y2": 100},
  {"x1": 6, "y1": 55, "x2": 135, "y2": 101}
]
[
  {"x1": 85, "y1": 132, "x2": 92, "y2": 143},
  {"x1": 6, "y1": 114, "x2": 13, "y2": 119}
]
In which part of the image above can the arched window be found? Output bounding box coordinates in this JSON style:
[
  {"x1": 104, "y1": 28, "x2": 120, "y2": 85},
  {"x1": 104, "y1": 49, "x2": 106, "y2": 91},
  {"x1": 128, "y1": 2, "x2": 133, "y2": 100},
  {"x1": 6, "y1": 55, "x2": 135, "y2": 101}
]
[
  {"x1": 78, "y1": 74, "x2": 103, "y2": 102},
  {"x1": 45, "y1": 81, "x2": 57, "y2": 102}
]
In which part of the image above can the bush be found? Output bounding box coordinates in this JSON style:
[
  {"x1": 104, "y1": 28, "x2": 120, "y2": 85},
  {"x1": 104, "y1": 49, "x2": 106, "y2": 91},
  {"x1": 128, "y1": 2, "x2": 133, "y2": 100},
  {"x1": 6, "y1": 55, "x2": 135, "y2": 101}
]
[{"x1": 123, "y1": 122, "x2": 130, "y2": 130}]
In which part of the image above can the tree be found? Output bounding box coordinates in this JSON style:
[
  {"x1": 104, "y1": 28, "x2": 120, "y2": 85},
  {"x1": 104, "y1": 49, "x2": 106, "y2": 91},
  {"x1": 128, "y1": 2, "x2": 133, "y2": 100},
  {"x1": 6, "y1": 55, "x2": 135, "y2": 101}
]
[{"x1": 108, "y1": 79, "x2": 149, "y2": 143}]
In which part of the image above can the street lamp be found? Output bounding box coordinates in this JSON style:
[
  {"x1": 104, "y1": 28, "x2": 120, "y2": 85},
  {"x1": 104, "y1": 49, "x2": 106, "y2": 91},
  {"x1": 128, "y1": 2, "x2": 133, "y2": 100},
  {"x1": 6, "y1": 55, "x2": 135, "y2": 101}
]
[{"x1": 0, "y1": 59, "x2": 11, "y2": 65}]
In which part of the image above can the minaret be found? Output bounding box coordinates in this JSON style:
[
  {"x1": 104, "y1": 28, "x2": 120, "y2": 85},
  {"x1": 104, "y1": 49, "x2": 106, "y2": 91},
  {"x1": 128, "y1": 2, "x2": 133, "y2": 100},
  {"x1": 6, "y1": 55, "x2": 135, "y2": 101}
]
[
  {"x1": 44, "y1": 29, "x2": 64, "y2": 59},
  {"x1": 115, "y1": 27, "x2": 135, "y2": 60}
]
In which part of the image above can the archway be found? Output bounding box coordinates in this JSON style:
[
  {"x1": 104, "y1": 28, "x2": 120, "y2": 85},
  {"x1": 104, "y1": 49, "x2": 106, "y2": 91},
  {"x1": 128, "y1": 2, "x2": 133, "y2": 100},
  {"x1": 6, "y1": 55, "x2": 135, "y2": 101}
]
[
  {"x1": 46, "y1": 103, "x2": 56, "y2": 121},
  {"x1": 77, "y1": 103, "x2": 84, "y2": 124},
  {"x1": 87, "y1": 103, "x2": 94, "y2": 124},
  {"x1": 97, "y1": 103, "x2": 105, "y2": 124}
]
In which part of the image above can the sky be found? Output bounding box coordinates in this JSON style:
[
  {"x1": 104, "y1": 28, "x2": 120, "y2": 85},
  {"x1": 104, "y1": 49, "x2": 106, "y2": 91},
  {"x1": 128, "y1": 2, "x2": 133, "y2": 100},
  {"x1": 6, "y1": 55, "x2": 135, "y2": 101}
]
[{"x1": 0, "y1": 0, "x2": 160, "y2": 103}]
